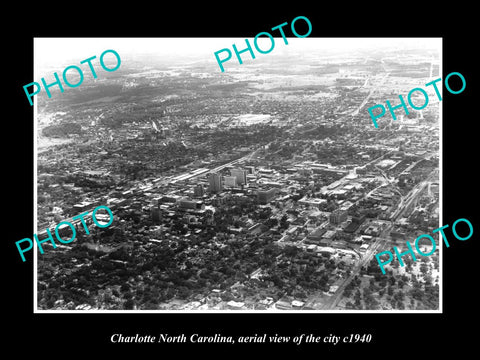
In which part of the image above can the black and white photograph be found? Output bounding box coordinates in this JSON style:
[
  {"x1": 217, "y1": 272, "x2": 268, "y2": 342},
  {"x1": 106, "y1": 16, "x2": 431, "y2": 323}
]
[{"x1": 33, "y1": 37, "x2": 442, "y2": 312}]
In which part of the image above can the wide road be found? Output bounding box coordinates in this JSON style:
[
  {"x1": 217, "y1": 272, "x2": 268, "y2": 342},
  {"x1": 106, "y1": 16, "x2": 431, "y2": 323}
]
[
  {"x1": 350, "y1": 72, "x2": 390, "y2": 117},
  {"x1": 323, "y1": 223, "x2": 392, "y2": 310}
]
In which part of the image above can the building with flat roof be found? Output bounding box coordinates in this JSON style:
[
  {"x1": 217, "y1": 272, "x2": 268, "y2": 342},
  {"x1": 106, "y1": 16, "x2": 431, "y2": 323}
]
[
  {"x1": 306, "y1": 227, "x2": 327, "y2": 242},
  {"x1": 178, "y1": 198, "x2": 205, "y2": 211},
  {"x1": 257, "y1": 188, "x2": 277, "y2": 204},
  {"x1": 223, "y1": 176, "x2": 237, "y2": 188},
  {"x1": 230, "y1": 168, "x2": 247, "y2": 186},
  {"x1": 298, "y1": 197, "x2": 327, "y2": 208}
]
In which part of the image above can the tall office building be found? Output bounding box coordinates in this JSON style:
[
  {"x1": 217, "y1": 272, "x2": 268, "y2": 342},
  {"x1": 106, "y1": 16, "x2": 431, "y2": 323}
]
[
  {"x1": 230, "y1": 168, "x2": 247, "y2": 186},
  {"x1": 193, "y1": 184, "x2": 205, "y2": 198},
  {"x1": 151, "y1": 206, "x2": 162, "y2": 224},
  {"x1": 178, "y1": 198, "x2": 205, "y2": 210},
  {"x1": 245, "y1": 166, "x2": 255, "y2": 175},
  {"x1": 329, "y1": 209, "x2": 348, "y2": 225},
  {"x1": 208, "y1": 172, "x2": 223, "y2": 193}
]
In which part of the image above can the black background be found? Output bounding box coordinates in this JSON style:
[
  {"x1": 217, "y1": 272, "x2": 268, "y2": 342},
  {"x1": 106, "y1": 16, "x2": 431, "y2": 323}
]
[{"x1": 5, "y1": 4, "x2": 477, "y2": 356}]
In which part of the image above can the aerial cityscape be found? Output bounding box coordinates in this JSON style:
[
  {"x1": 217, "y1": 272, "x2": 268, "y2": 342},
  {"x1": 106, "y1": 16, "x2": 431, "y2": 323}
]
[{"x1": 35, "y1": 38, "x2": 441, "y2": 311}]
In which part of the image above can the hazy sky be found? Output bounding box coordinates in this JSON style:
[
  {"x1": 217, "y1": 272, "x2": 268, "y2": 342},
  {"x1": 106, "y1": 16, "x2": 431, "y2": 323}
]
[{"x1": 34, "y1": 37, "x2": 441, "y2": 74}]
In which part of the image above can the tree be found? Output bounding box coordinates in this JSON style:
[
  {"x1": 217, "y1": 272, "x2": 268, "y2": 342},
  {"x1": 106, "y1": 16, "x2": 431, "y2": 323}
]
[
  {"x1": 420, "y1": 262, "x2": 429, "y2": 275},
  {"x1": 345, "y1": 301, "x2": 355, "y2": 309},
  {"x1": 263, "y1": 244, "x2": 277, "y2": 256},
  {"x1": 124, "y1": 299, "x2": 135, "y2": 310},
  {"x1": 264, "y1": 218, "x2": 278, "y2": 229},
  {"x1": 270, "y1": 274, "x2": 284, "y2": 288},
  {"x1": 393, "y1": 290, "x2": 404, "y2": 302},
  {"x1": 354, "y1": 289, "x2": 362, "y2": 308},
  {"x1": 283, "y1": 245, "x2": 298, "y2": 257},
  {"x1": 279, "y1": 215, "x2": 289, "y2": 230}
]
